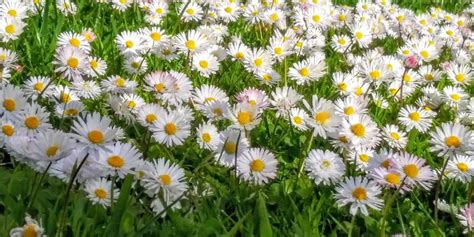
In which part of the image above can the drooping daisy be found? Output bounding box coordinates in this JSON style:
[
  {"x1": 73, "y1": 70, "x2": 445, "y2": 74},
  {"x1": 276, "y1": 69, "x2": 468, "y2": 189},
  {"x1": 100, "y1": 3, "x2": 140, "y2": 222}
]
[
  {"x1": 9, "y1": 215, "x2": 45, "y2": 237},
  {"x1": 141, "y1": 158, "x2": 187, "y2": 199},
  {"x1": 237, "y1": 148, "x2": 278, "y2": 185},
  {"x1": 305, "y1": 149, "x2": 346, "y2": 185},
  {"x1": 196, "y1": 122, "x2": 219, "y2": 150},
  {"x1": 335, "y1": 176, "x2": 383, "y2": 216},
  {"x1": 430, "y1": 122, "x2": 473, "y2": 157},
  {"x1": 446, "y1": 155, "x2": 474, "y2": 183},
  {"x1": 214, "y1": 128, "x2": 249, "y2": 167},
  {"x1": 84, "y1": 178, "x2": 119, "y2": 208},
  {"x1": 98, "y1": 142, "x2": 142, "y2": 178}
]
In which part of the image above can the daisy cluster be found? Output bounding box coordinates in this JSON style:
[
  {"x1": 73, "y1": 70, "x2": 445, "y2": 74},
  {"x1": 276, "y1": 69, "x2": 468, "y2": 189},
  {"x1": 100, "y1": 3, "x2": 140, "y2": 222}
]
[{"x1": 1, "y1": 0, "x2": 474, "y2": 235}]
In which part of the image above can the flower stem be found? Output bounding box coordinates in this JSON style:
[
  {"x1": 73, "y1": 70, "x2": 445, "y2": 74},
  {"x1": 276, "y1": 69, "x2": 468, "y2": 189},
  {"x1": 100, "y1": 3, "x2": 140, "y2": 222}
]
[{"x1": 26, "y1": 162, "x2": 52, "y2": 211}]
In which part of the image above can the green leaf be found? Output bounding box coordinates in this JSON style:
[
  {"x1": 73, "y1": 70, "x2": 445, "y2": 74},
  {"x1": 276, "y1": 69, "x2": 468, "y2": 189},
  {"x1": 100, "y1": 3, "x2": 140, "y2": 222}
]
[
  {"x1": 105, "y1": 175, "x2": 133, "y2": 236},
  {"x1": 256, "y1": 192, "x2": 273, "y2": 237}
]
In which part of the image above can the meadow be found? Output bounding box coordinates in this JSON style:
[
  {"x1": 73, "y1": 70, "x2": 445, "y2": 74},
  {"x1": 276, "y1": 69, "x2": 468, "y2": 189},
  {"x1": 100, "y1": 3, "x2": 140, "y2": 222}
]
[{"x1": 0, "y1": 0, "x2": 473, "y2": 236}]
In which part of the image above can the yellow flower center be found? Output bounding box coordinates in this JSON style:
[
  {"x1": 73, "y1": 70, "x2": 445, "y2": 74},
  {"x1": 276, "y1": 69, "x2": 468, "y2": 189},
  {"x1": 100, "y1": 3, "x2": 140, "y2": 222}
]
[
  {"x1": 7, "y1": 9, "x2": 17, "y2": 17},
  {"x1": 403, "y1": 74, "x2": 412, "y2": 82},
  {"x1": 2, "y1": 125, "x2": 14, "y2": 136},
  {"x1": 145, "y1": 114, "x2": 157, "y2": 124},
  {"x1": 293, "y1": 116, "x2": 303, "y2": 125},
  {"x1": 5, "y1": 24, "x2": 15, "y2": 34},
  {"x1": 185, "y1": 40, "x2": 196, "y2": 50},
  {"x1": 369, "y1": 70, "x2": 381, "y2": 80},
  {"x1": 339, "y1": 136, "x2": 348, "y2": 143},
  {"x1": 95, "y1": 188, "x2": 107, "y2": 199},
  {"x1": 90, "y1": 60, "x2": 98, "y2": 69},
  {"x1": 403, "y1": 164, "x2": 419, "y2": 178},
  {"x1": 115, "y1": 77, "x2": 126, "y2": 87},
  {"x1": 164, "y1": 123, "x2": 177, "y2": 135},
  {"x1": 270, "y1": 13, "x2": 279, "y2": 21},
  {"x1": 322, "y1": 160, "x2": 331, "y2": 169},
  {"x1": 338, "y1": 38, "x2": 346, "y2": 45},
  {"x1": 88, "y1": 130, "x2": 104, "y2": 144},
  {"x1": 359, "y1": 154, "x2": 370, "y2": 163},
  {"x1": 70, "y1": 38, "x2": 81, "y2": 47},
  {"x1": 299, "y1": 67, "x2": 309, "y2": 77},
  {"x1": 338, "y1": 83, "x2": 347, "y2": 91},
  {"x1": 409, "y1": 112, "x2": 421, "y2": 121},
  {"x1": 424, "y1": 74, "x2": 434, "y2": 81},
  {"x1": 344, "y1": 106, "x2": 355, "y2": 115},
  {"x1": 314, "y1": 111, "x2": 330, "y2": 124},
  {"x1": 186, "y1": 8, "x2": 194, "y2": 15},
  {"x1": 107, "y1": 155, "x2": 125, "y2": 168},
  {"x1": 385, "y1": 173, "x2": 401, "y2": 184},
  {"x1": 420, "y1": 50, "x2": 429, "y2": 59},
  {"x1": 254, "y1": 58, "x2": 263, "y2": 67},
  {"x1": 67, "y1": 57, "x2": 79, "y2": 69},
  {"x1": 150, "y1": 32, "x2": 161, "y2": 41},
  {"x1": 224, "y1": 142, "x2": 236, "y2": 154},
  {"x1": 445, "y1": 136, "x2": 461, "y2": 148},
  {"x1": 201, "y1": 132, "x2": 211, "y2": 143},
  {"x1": 154, "y1": 83, "x2": 165, "y2": 92},
  {"x1": 213, "y1": 108, "x2": 223, "y2": 116},
  {"x1": 450, "y1": 94, "x2": 461, "y2": 101},
  {"x1": 458, "y1": 163, "x2": 468, "y2": 172},
  {"x1": 127, "y1": 101, "x2": 136, "y2": 109},
  {"x1": 351, "y1": 123, "x2": 365, "y2": 137},
  {"x1": 23, "y1": 224, "x2": 37, "y2": 237},
  {"x1": 274, "y1": 47, "x2": 282, "y2": 55},
  {"x1": 3, "y1": 98, "x2": 16, "y2": 111},
  {"x1": 250, "y1": 159, "x2": 265, "y2": 172},
  {"x1": 25, "y1": 116, "x2": 40, "y2": 129},
  {"x1": 355, "y1": 32, "x2": 363, "y2": 40},
  {"x1": 390, "y1": 132, "x2": 401, "y2": 140},
  {"x1": 237, "y1": 111, "x2": 252, "y2": 125},
  {"x1": 224, "y1": 6, "x2": 232, "y2": 13},
  {"x1": 199, "y1": 60, "x2": 209, "y2": 69},
  {"x1": 160, "y1": 174, "x2": 172, "y2": 185},
  {"x1": 46, "y1": 145, "x2": 59, "y2": 157},
  {"x1": 312, "y1": 15, "x2": 320, "y2": 23},
  {"x1": 235, "y1": 52, "x2": 244, "y2": 60},
  {"x1": 125, "y1": 40, "x2": 134, "y2": 48},
  {"x1": 65, "y1": 108, "x2": 79, "y2": 116},
  {"x1": 352, "y1": 187, "x2": 367, "y2": 200},
  {"x1": 455, "y1": 73, "x2": 465, "y2": 83},
  {"x1": 338, "y1": 14, "x2": 346, "y2": 22}
]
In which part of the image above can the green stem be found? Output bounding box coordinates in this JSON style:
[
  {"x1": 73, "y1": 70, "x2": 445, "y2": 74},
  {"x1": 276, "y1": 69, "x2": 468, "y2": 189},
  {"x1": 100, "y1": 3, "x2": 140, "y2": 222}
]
[
  {"x1": 348, "y1": 214, "x2": 356, "y2": 237},
  {"x1": 26, "y1": 162, "x2": 52, "y2": 211},
  {"x1": 380, "y1": 177, "x2": 406, "y2": 236}
]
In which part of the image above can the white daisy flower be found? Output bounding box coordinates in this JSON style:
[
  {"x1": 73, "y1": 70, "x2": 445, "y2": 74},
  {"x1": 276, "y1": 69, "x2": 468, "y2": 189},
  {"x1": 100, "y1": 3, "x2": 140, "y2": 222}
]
[
  {"x1": 335, "y1": 176, "x2": 383, "y2": 216},
  {"x1": 237, "y1": 148, "x2": 278, "y2": 185},
  {"x1": 305, "y1": 149, "x2": 346, "y2": 185},
  {"x1": 84, "y1": 178, "x2": 119, "y2": 208}
]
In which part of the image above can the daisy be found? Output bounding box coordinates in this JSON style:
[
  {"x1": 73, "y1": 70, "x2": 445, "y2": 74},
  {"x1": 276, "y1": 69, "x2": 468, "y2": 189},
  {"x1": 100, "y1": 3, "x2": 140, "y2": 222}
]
[
  {"x1": 180, "y1": 1, "x2": 203, "y2": 22},
  {"x1": 101, "y1": 75, "x2": 137, "y2": 94},
  {"x1": 196, "y1": 122, "x2": 219, "y2": 150},
  {"x1": 174, "y1": 30, "x2": 208, "y2": 55},
  {"x1": 0, "y1": 119, "x2": 16, "y2": 143},
  {"x1": 55, "y1": 100, "x2": 84, "y2": 118},
  {"x1": 0, "y1": 18, "x2": 25, "y2": 42},
  {"x1": 227, "y1": 40, "x2": 249, "y2": 61},
  {"x1": 369, "y1": 168, "x2": 408, "y2": 191},
  {"x1": 9, "y1": 215, "x2": 45, "y2": 237},
  {"x1": 382, "y1": 124, "x2": 408, "y2": 149},
  {"x1": 141, "y1": 27, "x2": 169, "y2": 50},
  {"x1": 398, "y1": 106, "x2": 432, "y2": 133},
  {"x1": 418, "y1": 65, "x2": 441, "y2": 84},
  {"x1": 392, "y1": 152, "x2": 436, "y2": 190},
  {"x1": 111, "y1": 0, "x2": 132, "y2": 11},
  {"x1": 446, "y1": 155, "x2": 474, "y2": 183},
  {"x1": 305, "y1": 149, "x2": 346, "y2": 185},
  {"x1": 192, "y1": 51, "x2": 219, "y2": 78},
  {"x1": 85, "y1": 56, "x2": 107, "y2": 77},
  {"x1": 350, "y1": 23, "x2": 372, "y2": 48},
  {"x1": 214, "y1": 128, "x2": 249, "y2": 167},
  {"x1": 22, "y1": 76, "x2": 52, "y2": 99},
  {"x1": 303, "y1": 96, "x2": 341, "y2": 138},
  {"x1": 99, "y1": 142, "x2": 142, "y2": 178},
  {"x1": 15, "y1": 102, "x2": 52, "y2": 136},
  {"x1": 442, "y1": 86, "x2": 468, "y2": 108},
  {"x1": 331, "y1": 34, "x2": 352, "y2": 53},
  {"x1": 341, "y1": 115, "x2": 380, "y2": 149},
  {"x1": 237, "y1": 148, "x2": 278, "y2": 185},
  {"x1": 123, "y1": 55, "x2": 148, "y2": 74},
  {"x1": 151, "y1": 111, "x2": 191, "y2": 147},
  {"x1": 53, "y1": 45, "x2": 87, "y2": 80},
  {"x1": 457, "y1": 203, "x2": 474, "y2": 233},
  {"x1": 335, "y1": 176, "x2": 383, "y2": 216},
  {"x1": 53, "y1": 85, "x2": 79, "y2": 104},
  {"x1": 430, "y1": 122, "x2": 473, "y2": 157},
  {"x1": 270, "y1": 86, "x2": 303, "y2": 117},
  {"x1": 30, "y1": 130, "x2": 75, "y2": 161},
  {"x1": 71, "y1": 113, "x2": 121, "y2": 159},
  {"x1": 116, "y1": 31, "x2": 144, "y2": 56},
  {"x1": 84, "y1": 178, "x2": 119, "y2": 207},
  {"x1": 236, "y1": 88, "x2": 269, "y2": 110},
  {"x1": 57, "y1": 31, "x2": 91, "y2": 52},
  {"x1": 201, "y1": 100, "x2": 230, "y2": 121},
  {"x1": 228, "y1": 102, "x2": 261, "y2": 131},
  {"x1": 334, "y1": 96, "x2": 368, "y2": 118},
  {"x1": 332, "y1": 72, "x2": 355, "y2": 96},
  {"x1": 447, "y1": 63, "x2": 472, "y2": 86},
  {"x1": 192, "y1": 84, "x2": 229, "y2": 106},
  {"x1": 243, "y1": 48, "x2": 273, "y2": 74},
  {"x1": 0, "y1": 84, "x2": 27, "y2": 120},
  {"x1": 289, "y1": 108, "x2": 309, "y2": 131},
  {"x1": 349, "y1": 147, "x2": 375, "y2": 171},
  {"x1": 72, "y1": 80, "x2": 101, "y2": 99},
  {"x1": 141, "y1": 158, "x2": 187, "y2": 199},
  {"x1": 135, "y1": 103, "x2": 166, "y2": 128},
  {"x1": 0, "y1": 1, "x2": 28, "y2": 21}
]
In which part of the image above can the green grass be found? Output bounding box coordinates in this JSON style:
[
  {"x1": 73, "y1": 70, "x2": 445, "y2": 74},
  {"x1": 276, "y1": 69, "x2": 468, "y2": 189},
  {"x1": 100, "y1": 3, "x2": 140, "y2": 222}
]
[{"x1": 0, "y1": 0, "x2": 473, "y2": 236}]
